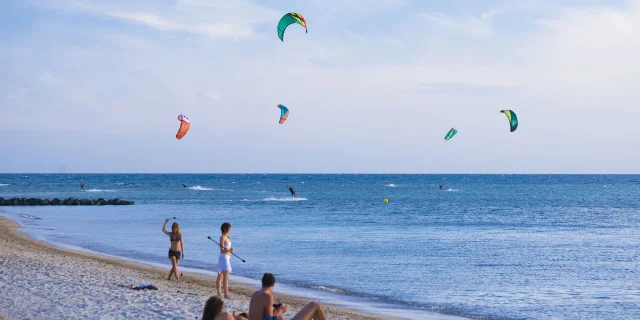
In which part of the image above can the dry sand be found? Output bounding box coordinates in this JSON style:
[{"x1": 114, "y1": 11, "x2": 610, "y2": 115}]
[{"x1": 0, "y1": 216, "x2": 398, "y2": 320}]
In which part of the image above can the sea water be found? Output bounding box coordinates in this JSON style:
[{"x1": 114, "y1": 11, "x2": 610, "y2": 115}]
[{"x1": 1, "y1": 174, "x2": 639, "y2": 320}]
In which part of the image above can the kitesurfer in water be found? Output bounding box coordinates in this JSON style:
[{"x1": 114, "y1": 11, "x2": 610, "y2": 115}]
[
  {"x1": 386, "y1": 180, "x2": 389, "y2": 185},
  {"x1": 289, "y1": 186, "x2": 296, "y2": 198},
  {"x1": 183, "y1": 183, "x2": 187, "y2": 188},
  {"x1": 80, "y1": 183, "x2": 85, "y2": 192},
  {"x1": 439, "y1": 184, "x2": 444, "y2": 191}
]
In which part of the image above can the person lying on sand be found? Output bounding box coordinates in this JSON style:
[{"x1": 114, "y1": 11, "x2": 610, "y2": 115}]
[
  {"x1": 247, "y1": 273, "x2": 327, "y2": 320},
  {"x1": 201, "y1": 296, "x2": 243, "y2": 320}
]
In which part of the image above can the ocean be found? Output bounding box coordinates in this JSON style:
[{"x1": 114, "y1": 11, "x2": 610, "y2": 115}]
[{"x1": 1, "y1": 174, "x2": 639, "y2": 320}]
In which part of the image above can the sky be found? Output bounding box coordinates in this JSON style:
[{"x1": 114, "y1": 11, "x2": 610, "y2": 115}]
[{"x1": 1, "y1": 0, "x2": 639, "y2": 173}]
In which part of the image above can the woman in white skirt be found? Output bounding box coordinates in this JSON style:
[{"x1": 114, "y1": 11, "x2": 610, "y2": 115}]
[{"x1": 216, "y1": 222, "x2": 233, "y2": 298}]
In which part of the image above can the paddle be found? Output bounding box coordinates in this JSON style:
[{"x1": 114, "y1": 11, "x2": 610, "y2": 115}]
[{"x1": 208, "y1": 236, "x2": 246, "y2": 263}]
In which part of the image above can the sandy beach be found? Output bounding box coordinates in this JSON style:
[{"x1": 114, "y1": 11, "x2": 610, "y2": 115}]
[{"x1": 0, "y1": 216, "x2": 395, "y2": 320}]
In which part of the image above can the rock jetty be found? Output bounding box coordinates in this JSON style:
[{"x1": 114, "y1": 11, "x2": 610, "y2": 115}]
[{"x1": 0, "y1": 197, "x2": 134, "y2": 206}]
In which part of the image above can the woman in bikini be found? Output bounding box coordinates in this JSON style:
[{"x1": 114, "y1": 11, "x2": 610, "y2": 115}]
[
  {"x1": 162, "y1": 218, "x2": 184, "y2": 281},
  {"x1": 216, "y1": 222, "x2": 233, "y2": 298}
]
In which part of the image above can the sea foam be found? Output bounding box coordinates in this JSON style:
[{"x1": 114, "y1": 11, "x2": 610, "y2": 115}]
[
  {"x1": 188, "y1": 186, "x2": 213, "y2": 191},
  {"x1": 262, "y1": 197, "x2": 308, "y2": 202}
]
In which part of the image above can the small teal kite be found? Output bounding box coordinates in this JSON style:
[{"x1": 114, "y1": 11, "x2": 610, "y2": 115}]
[{"x1": 444, "y1": 128, "x2": 457, "y2": 141}]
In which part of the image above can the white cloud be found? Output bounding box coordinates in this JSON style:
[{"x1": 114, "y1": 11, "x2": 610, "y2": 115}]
[
  {"x1": 308, "y1": 0, "x2": 410, "y2": 17},
  {"x1": 520, "y1": 3, "x2": 640, "y2": 103},
  {"x1": 67, "y1": 95, "x2": 95, "y2": 103},
  {"x1": 99, "y1": 11, "x2": 254, "y2": 39},
  {"x1": 419, "y1": 82, "x2": 522, "y2": 96},
  {"x1": 198, "y1": 88, "x2": 222, "y2": 101},
  {"x1": 38, "y1": 71, "x2": 60, "y2": 84},
  {"x1": 420, "y1": 10, "x2": 497, "y2": 37},
  {"x1": 5, "y1": 89, "x2": 27, "y2": 102},
  {"x1": 31, "y1": 0, "x2": 279, "y2": 39}
]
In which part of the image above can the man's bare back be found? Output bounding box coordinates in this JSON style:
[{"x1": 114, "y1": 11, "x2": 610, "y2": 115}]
[
  {"x1": 248, "y1": 273, "x2": 325, "y2": 320},
  {"x1": 248, "y1": 289, "x2": 274, "y2": 320}
]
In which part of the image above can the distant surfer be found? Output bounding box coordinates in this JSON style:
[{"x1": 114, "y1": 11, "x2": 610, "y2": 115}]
[
  {"x1": 80, "y1": 182, "x2": 85, "y2": 192},
  {"x1": 183, "y1": 183, "x2": 187, "y2": 188},
  {"x1": 385, "y1": 180, "x2": 389, "y2": 185},
  {"x1": 288, "y1": 186, "x2": 296, "y2": 198},
  {"x1": 439, "y1": 184, "x2": 444, "y2": 191}
]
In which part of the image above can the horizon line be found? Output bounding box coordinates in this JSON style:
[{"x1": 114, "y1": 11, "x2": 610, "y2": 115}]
[{"x1": 2, "y1": 173, "x2": 640, "y2": 175}]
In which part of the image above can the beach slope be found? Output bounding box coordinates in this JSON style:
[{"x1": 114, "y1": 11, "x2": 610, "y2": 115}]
[{"x1": 0, "y1": 216, "x2": 393, "y2": 320}]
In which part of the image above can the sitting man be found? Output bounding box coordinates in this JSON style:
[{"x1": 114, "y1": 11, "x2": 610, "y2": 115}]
[{"x1": 248, "y1": 273, "x2": 327, "y2": 320}]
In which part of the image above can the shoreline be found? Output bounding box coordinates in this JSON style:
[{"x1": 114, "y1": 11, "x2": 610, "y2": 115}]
[{"x1": 0, "y1": 215, "x2": 459, "y2": 320}]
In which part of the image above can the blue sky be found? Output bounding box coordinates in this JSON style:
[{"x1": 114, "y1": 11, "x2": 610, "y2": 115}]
[{"x1": 1, "y1": 0, "x2": 639, "y2": 173}]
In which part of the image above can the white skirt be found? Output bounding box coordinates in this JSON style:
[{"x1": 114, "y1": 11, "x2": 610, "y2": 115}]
[{"x1": 217, "y1": 254, "x2": 232, "y2": 274}]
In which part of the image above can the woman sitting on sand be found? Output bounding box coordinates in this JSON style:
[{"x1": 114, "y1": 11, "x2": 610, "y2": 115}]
[
  {"x1": 217, "y1": 222, "x2": 233, "y2": 298},
  {"x1": 162, "y1": 219, "x2": 184, "y2": 281},
  {"x1": 202, "y1": 296, "x2": 243, "y2": 320}
]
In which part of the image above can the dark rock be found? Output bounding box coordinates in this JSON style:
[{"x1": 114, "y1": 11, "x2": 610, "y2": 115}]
[{"x1": 0, "y1": 197, "x2": 133, "y2": 206}]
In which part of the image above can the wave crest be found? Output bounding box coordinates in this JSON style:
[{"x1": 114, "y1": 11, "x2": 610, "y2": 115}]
[
  {"x1": 20, "y1": 214, "x2": 41, "y2": 220},
  {"x1": 188, "y1": 186, "x2": 213, "y2": 191},
  {"x1": 85, "y1": 189, "x2": 115, "y2": 192},
  {"x1": 310, "y1": 285, "x2": 347, "y2": 294},
  {"x1": 262, "y1": 197, "x2": 308, "y2": 202}
]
